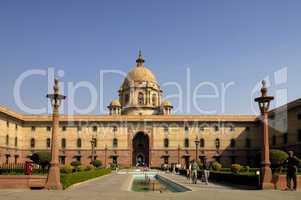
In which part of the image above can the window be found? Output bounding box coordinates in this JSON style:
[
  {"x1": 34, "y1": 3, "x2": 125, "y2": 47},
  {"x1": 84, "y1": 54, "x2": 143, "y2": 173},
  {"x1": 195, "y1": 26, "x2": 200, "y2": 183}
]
[
  {"x1": 62, "y1": 126, "x2": 66, "y2": 131},
  {"x1": 152, "y1": 94, "x2": 157, "y2": 106},
  {"x1": 6, "y1": 121, "x2": 9, "y2": 127},
  {"x1": 113, "y1": 126, "x2": 117, "y2": 132},
  {"x1": 246, "y1": 138, "x2": 251, "y2": 148},
  {"x1": 298, "y1": 113, "x2": 301, "y2": 120},
  {"x1": 46, "y1": 138, "x2": 51, "y2": 148},
  {"x1": 15, "y1": 124, "x2": 18, "y2": 130},
  {"x1": 5, "y1": 135, "x2": 9, "y2": 145},
  {"x1": 93, "y1": 126, "x2": 97, "y2": 132},
  {"x1": 61, "y1": 138, "x2": 66, "y2": 149},
  {"x1": 77, "y1": 138, "x2": 82, "y2": 148},
  {"x1": 200, "y1": 138, "x2": 205, "y2": 148},
  {"x1": 59, "y1": 156, "x2": 66, "y2": 165},
  {"x1": 31, "y1": 126, "x2": 35, "y2": 131},
  {"x1": 164, "y1": 156, "x2": 169, "y2": 164},
  {"x1": 46, "y1": 126, "x2": 51, "y2": 132},
  {"x1": 283, "y1": 133, "x2": 288, "y2": 144},
  {"x1": 272, "y1": 135, "x2": 276, "y2": 146},
  {"x1": 199, "y1": 126, "x2": 205, "y2": 132},
  {"x1": 245, "y1": 127, "x2": 250, "y2": 132},
  {"x1": 215, "y1": 138, "x2": 220, "y2": 149},
  {"x1": 229, "y1": 125, "x2": 235, "y2": 132},
  {"x1": 14, "y1": 137, "x2": 18, "y2": 147},
  {"x1": 214, "y1": 125, "x2": 219, "y2": 132},
  {"x1": 184, "y1": 138, "x2": 189, "y2": 148},
  {"x1": 230, "y1": 139, "x2": 236, "y2": 148},
  {"x1": 30, "y1": 138, "x2": 35, "y2": 148},
  {"x1": 298, "y1": 130, "x2": 301, "y2": 142},
  {"x1": 138, "y1": 92, "x2": 144, "y2": 105},
  {"x1": 164, "y1": 126, "x2": 168, "y2": 133},
  {"x1": 125, "y1": 93, "x2": 129, "y2": 105},
  {"x1": 184, "y1": 126, "x2": 189, "y2": 132},
  {"x1": 77, "y1": 126, "x2": 82, "y2": 132},
  {"x1": 113, "y1": 138, "x2": 118, "y2": 148},
  {"x1": 164, "y1": 138, "x2": 169, "y2": 148}
]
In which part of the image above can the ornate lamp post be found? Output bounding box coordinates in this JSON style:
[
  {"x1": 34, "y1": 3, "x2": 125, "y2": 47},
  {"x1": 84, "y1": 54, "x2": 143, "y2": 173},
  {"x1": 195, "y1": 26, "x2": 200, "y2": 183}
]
[
  {"x1": 194, "y1": 136, "x2": 200, "y2": 161},
  {"x1": 90, "y1": 137, "x2": 96, "y2": 163},
  {"x1": 45, "y1": 79, "x2": 66, "y2": 190},
  {"x1": 254, "y1": 80, "x2": 274, "y2": 189}
]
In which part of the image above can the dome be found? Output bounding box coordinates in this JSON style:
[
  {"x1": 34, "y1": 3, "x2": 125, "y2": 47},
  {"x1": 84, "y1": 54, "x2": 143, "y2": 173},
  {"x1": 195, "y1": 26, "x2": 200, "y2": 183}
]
[
  {"x1": 162, "y1": 100, "x2": 172, "y2": 107},
  {"x1": 109, "y1": 99, "x2": 121, "y2": 107},
  {"x1": 121, "y1": 52, "x2": 157, "y2": 90},
  {"x1": 126, "y1": 66, "x2": 157, "y2": 83}
]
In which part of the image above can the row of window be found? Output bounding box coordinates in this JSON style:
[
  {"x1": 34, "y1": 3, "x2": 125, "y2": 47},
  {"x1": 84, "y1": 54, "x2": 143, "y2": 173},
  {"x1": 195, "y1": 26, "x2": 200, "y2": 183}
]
[
  {"x1": 271, "y1": 131, "x2": 301, "y2": 145},
  {"x1": 28, "y1": 138, "x2": 119, "y2": 148},
  {"x1": 30, "y1": 126, "x2": 118, "y2": 132},
  {"x1": 163, "y1": 138, "x2": 251, "y2": 148},
  {"x1": 137, "y1": 92, "x2": 157, "y2": 106},
  {"x1": 164, "y1": 126, "x2": 250, "y2": 133}
]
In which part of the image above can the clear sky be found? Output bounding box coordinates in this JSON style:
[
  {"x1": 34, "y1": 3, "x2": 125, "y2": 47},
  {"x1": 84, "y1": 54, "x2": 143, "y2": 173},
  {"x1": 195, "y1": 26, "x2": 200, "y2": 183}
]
[{"x1": 0, "y1": 0, "x2": 300, "y2": 115}]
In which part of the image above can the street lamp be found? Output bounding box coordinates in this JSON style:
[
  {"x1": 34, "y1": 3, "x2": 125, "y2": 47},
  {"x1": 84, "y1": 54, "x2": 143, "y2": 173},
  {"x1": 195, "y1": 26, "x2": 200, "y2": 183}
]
[
  {"x1": 254, "y1": 80, "x2": 274, "y2": 189},
  {"x1": 45, "y1": 79, "x2": 66, "y2": 190},
  {"x1": 90, "y1": 137, "x2": 96, "y2": 163},
  {"x1": 194, "y1": 136, "x2": 200, "y2": 161}
]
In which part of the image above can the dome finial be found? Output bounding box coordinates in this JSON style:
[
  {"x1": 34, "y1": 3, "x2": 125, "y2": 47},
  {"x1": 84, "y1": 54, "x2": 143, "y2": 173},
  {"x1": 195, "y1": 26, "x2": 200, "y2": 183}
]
[{"x1": 136, "y1": 49, "x2": 145, "y2": 66}]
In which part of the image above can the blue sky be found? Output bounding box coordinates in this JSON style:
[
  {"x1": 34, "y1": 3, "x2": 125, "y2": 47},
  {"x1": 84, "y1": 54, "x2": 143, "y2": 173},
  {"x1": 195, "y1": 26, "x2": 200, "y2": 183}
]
[{"x1": 0, "y1": 0, "x2": 300, "y2": 115}]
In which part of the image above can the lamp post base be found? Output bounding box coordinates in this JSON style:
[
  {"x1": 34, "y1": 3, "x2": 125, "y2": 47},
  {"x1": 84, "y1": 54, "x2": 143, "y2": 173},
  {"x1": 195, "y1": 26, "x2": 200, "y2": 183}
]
[
  {"x1": 45, "y1": 163, "x2": 62, "y2": 190},
  {"x1": 260, "y1": 165, "x2": 274, "y2": 190}
]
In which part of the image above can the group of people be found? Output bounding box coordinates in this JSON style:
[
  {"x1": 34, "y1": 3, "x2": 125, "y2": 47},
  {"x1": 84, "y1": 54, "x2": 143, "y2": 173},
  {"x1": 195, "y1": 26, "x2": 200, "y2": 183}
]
[{"x1": 186, "y1": 160, "x2": 210, "y2": 184}]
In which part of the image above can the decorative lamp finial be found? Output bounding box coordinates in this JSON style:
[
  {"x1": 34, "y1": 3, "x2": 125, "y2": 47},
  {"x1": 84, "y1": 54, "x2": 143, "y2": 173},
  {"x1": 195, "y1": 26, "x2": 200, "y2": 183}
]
[
  {"x1": 261, "y1": 80, "x2": 267, "y2": 97},
  {"x1": 136, "y1": 50, "x2": 145, "y2": 66}
]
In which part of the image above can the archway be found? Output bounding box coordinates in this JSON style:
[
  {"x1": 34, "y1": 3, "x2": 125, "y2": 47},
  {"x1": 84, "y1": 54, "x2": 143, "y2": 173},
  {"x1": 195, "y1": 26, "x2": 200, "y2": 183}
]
[{"x1": 132, "y1": 132, "x2": 149, "y2": 167}]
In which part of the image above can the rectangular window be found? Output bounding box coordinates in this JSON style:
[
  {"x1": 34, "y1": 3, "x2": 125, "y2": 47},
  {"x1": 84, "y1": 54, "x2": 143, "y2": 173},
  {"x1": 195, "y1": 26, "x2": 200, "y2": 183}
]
[
  {"x1": 15, "y1": 124, "x2": 18, "y2": 130},
  {"x1": 47, "y1": 126, "x2": 51, "y2": 132},
  {"x1": 298, "y1": 130, "x2": 301, "y2": 142},
  {"x1": 93, "y1": 126, "x2": 97, "y2": 132},
  {"x1": 77, "y1": 126, "x2": 82, "y2": 132},
  {"x1": 298, "y1": 113, "x2": 301, "y2": 120},
  {"x1": 31, "y1": 126, "x2": 36, "y2": 131},
  {"x1": 6, "y1": 121, "x2": 9, "y2": 127},
  {"x1": 283, "y1": 133, "x2": 288, "y2": 144}
]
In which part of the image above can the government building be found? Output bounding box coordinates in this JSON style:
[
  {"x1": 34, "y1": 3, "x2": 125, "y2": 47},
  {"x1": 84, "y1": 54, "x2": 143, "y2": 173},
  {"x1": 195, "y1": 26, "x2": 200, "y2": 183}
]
[{"x1": 0, "y1": 53, "x2": 300, "y2": 168}]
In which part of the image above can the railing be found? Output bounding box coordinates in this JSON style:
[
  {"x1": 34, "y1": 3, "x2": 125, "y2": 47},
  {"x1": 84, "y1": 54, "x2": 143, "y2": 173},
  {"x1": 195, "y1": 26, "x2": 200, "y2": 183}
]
[{"x1": 0, "y1": 163, "x2": 41, "y2": 175}]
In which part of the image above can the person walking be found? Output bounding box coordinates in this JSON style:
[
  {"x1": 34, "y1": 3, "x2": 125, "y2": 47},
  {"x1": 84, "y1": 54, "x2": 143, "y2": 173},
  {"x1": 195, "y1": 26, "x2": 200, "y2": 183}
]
[
  {"x1": 285, "y1": 151, "x2": 300, "y2": 190},
  {"x1": 203, "y1": 161, "x2": 210, "y2": 185},
  {"x1": 191, "y1": 160, "x2": 199, "y2": 184}
]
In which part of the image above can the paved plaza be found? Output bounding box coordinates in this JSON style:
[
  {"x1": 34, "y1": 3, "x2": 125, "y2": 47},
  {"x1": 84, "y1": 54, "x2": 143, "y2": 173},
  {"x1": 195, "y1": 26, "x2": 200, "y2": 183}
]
[{"x1": 0, "y1": 172, "x2": 299, "y2": 200}]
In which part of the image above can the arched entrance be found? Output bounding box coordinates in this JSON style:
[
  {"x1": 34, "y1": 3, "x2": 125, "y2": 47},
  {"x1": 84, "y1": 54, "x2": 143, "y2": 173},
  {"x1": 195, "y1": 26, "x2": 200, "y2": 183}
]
[{"x1": 132, "y1": 132, "x2": 149, "y2": 167}]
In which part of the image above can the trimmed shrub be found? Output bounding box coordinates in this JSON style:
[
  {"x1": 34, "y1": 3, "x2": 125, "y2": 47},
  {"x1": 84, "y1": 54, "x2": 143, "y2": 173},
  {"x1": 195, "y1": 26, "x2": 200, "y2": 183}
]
[
  {"x1": 211, "y1": 161, "x2": 222, "y2": 171},
  {"x1": 71, "y1": 161, "x2": 82, "y2": 172},
  {"x1": 61, "y1": 164, "x2": 73, "y2": 174},
  {"x1": 78, "y1": 166, "x2": 85, "y2": 172},
  {"x1": 85, "y1": 165, "x2": 93, "y2": 171},
  {"x1": 92, "y1": 160, "x2": 102, "y2": 168},
  {"x1": 231, "y1": 164, "x2": 242, "y2": 174},
  {"x1": 270, "y1": 149, "x2": 289, "y2": 168}
]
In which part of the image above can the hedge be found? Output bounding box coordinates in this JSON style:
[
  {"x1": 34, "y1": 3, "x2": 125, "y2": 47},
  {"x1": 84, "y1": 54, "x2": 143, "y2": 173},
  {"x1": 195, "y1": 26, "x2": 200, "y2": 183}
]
[
  {"x1": 178, "y1": 169, "x2": 259, "y2": 187},
  {"x1": 208, "y1": 171, "x2": 259, "y2": 187},
  {"x1": 60, "y1": 168, "x2": 111, "y2": 189}
]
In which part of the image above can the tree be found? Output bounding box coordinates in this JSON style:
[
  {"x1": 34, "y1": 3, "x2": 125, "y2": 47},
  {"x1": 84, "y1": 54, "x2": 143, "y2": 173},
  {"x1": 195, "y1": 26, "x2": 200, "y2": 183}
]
[{"x1": 30, "y1": 151, "x2": 51, "y2": 173}]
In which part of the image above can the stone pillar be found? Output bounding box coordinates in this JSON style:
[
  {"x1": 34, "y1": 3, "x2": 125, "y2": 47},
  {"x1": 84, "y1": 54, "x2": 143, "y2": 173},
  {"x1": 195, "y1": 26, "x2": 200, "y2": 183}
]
[
  {"x1": 45, "y1": 79, "x2": 65, "y2": 190},
  {"x1": 260, "y1": 112, "x2": 273, "y2": 189}
]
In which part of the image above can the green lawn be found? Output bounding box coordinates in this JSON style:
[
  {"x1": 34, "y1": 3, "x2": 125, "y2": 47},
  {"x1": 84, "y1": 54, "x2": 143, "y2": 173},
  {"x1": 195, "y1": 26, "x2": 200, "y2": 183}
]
[{"x1": 60, "y1": 168, "x2": 111, "y2": 189}]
